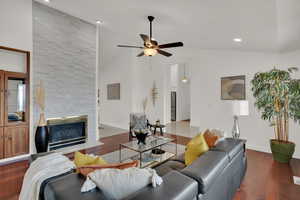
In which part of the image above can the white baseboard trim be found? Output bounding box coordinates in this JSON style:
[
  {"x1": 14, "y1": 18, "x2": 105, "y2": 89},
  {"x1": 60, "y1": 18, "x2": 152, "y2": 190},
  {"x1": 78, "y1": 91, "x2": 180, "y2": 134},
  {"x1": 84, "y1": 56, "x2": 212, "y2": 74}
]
[
  {"x1": 246, "y1": 144, "x2": 300, "y2": 159},
  {"x1": 100, "y1": 122, "x2": 128, "y2": 130},
  {"x1": 246, "y1": 144, "x2": 271, "y2": 154},
  {"x1": 0, "y1": 154, "x2": 30, "y2": 166}
]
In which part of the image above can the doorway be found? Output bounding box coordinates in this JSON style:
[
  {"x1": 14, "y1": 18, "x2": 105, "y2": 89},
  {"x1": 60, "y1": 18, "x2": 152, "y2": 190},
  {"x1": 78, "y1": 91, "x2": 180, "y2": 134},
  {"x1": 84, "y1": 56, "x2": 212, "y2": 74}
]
[
  {"x1": 171, "y1": 91, "x2": 177, "y2": 121},
  {"x1": 165, "y1": 63, "x2": 196, "y2": 137},
  {"x1": 167, "y1": 63, "x2": 191, "y2": 122}
]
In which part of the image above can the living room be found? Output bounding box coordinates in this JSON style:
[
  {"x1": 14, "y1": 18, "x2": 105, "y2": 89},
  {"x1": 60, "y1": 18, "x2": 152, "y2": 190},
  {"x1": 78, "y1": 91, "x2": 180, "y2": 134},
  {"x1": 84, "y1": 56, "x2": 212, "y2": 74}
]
[{"x1": 0, "y1": 0, "x2": 300, "y2": 200}]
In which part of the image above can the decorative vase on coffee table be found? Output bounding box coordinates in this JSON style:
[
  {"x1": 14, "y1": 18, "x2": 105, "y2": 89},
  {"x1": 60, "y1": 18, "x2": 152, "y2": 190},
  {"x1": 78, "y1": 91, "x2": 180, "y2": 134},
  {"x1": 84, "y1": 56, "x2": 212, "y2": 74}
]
[{"x1": 135, "y1": 131, "x2": 148, "y2": 145}]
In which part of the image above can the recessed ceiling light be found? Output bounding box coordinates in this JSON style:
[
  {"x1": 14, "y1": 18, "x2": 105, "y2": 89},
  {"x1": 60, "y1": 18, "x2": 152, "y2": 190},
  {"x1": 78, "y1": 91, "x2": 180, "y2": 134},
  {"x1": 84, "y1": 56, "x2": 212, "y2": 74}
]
[
  {"x1": 233, "y1": 38, "x2": 243, "y2": 43},
  {"x1": 44, "y1": 0, "x2": 51, "y2": 3}
]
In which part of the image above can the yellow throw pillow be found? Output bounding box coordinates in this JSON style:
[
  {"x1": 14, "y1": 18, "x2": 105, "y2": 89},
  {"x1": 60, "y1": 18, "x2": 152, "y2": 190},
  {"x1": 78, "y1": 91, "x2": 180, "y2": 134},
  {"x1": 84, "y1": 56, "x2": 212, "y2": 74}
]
[
  {"x1": 74, "y1": 151, "x2": 107, "y2": 168},
  {"x1": 185, "y1": 133, "x2": 209, "y2": 165}
]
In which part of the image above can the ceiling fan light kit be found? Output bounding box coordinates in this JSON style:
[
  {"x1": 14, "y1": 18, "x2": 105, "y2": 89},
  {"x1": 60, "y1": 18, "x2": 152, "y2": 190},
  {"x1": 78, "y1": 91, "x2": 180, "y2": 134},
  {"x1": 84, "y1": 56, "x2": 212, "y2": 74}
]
[
  {"x1": 144, "y1": 48, "x2": 157, "y2": 56},
  {"x1": 117, "y1": 16, "x2": 183, "y2": 57}
]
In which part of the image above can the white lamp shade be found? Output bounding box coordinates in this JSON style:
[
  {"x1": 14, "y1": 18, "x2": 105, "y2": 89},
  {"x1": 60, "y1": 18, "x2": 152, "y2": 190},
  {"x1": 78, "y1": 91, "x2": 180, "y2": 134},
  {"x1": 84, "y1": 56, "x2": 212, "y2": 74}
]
[{"x1": 232, "y1": 100, "x2": 249, "y2": 116}]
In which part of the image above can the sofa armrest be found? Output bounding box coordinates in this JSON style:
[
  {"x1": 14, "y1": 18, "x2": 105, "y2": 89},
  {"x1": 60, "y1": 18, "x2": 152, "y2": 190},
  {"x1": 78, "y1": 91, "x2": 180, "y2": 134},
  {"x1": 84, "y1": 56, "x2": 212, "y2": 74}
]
[
  {"x1": 127, "y1": 170, "x2": 198, "y2": 200},
  {"x1": 29, "y1": 152, "x2": 55, "y2": 164},
  {"x1": 181, "y1": 151, "x2": 229, "y2": 194},
  {"x1": 210, "y1": 138, "x2": 246, "y2": 160}
]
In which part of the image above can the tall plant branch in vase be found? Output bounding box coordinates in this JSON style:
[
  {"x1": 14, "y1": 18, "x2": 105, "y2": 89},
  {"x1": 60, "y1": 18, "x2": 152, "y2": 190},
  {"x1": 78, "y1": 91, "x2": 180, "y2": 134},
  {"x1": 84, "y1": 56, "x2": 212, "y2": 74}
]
[
  {"x1": 35, "y1": 80, "x2": 49, "y2": 153},
  {"x1": 251, "y1": 67, "x2": 300, "y2": 163},
  {"x1": 36, "y1": 80, "x2": 46, "y2": 126}
]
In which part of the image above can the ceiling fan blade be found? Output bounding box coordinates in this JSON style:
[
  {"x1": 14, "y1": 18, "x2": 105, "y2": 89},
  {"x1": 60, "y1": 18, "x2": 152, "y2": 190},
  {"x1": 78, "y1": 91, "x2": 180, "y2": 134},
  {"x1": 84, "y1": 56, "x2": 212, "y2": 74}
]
[
  {"x1": 158, "y1": 42, "x2": 184, "y2": 49},
  {"x1": 137, "y1": 52, "x2": 144, "y2": 57},
  {"x1": 117, "y1": 45, "x2": 143, "y2": 49},
  {"x1": 140, "y1": 34, "x2": 150, "y2": 43},
  {"x1": 157, "y1": 49, "x2": 172, "y2": 57}
]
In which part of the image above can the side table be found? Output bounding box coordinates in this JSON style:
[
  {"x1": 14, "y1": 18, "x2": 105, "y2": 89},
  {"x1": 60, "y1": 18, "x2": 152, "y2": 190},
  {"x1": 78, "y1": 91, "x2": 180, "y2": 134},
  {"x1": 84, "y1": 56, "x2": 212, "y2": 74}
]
[{"x1": 150, "y1": 124, "x2": 166, "y2": 136}]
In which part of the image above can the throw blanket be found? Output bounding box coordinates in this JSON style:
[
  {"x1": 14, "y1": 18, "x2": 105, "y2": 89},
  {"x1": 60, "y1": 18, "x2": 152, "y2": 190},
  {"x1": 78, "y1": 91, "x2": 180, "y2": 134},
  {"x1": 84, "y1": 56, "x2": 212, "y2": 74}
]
[{"x1": 19, "y1": 153, "x2": 75, "y2": 200}]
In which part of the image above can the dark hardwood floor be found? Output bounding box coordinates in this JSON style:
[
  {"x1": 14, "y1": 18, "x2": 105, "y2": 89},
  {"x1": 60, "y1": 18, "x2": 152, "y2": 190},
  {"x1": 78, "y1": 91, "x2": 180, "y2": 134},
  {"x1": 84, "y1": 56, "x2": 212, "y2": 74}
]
[{"x1": 0, "y1": 133, "x2": 299, "y2": 200}]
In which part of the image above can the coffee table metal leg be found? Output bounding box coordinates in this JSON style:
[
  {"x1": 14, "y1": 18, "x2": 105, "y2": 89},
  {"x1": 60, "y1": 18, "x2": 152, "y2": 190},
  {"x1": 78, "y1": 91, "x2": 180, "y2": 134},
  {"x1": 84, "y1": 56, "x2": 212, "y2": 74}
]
[
  {"x1": 119, "y1": 144, "x2": 122, "y2": 162},
  {"x1": 139, "y1": 152, "x2": 142, "y2": 168},
  {"x1": 175, "y1": 140, "x2": 178, "y2": 156}
]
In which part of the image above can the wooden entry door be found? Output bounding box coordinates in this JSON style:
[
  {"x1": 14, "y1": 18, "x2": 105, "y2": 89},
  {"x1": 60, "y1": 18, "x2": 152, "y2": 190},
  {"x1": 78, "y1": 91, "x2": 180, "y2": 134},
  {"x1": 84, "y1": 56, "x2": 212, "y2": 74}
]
[{"x1": 4, "y1": 126, "x2": 29, "y2": 158}]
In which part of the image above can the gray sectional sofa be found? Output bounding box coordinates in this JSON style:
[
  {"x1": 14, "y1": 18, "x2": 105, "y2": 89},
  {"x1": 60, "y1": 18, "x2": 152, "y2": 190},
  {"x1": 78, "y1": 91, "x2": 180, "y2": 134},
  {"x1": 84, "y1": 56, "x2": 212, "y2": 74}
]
[{"x1": 33, "y1": 138, "x2": 247, "y2": 200}]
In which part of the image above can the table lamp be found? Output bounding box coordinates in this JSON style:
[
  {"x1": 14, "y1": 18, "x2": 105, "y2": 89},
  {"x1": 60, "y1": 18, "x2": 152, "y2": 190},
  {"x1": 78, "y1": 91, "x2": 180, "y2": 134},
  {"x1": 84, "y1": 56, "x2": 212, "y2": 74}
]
[{"x1": 232, "y1": 100, "x2": 249, "y2": 138}]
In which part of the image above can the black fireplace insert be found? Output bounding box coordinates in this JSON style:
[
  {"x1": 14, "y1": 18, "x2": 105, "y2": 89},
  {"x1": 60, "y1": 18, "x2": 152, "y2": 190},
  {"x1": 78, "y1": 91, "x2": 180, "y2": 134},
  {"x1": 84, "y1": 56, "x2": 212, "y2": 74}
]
[{"x1": 47, "y1": 115, "x2": 88, "y2": 151}]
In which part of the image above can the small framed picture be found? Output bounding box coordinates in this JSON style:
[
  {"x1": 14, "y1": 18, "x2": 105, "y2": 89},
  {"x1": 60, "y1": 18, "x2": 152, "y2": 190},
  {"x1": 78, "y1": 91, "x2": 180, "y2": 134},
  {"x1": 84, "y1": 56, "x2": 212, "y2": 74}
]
[
  {"x1": 221, "y1": 75, "x2": 246, "y2": 100},
  {"x1": 107, "y1": 83, "x2": 120, "y2": 100}
]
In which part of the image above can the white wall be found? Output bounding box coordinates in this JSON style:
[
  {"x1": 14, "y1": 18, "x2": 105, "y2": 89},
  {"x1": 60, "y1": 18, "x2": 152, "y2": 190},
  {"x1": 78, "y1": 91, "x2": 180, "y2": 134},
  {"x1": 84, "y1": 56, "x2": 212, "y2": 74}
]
[
  {"x1": 176, "y1": 64, "x2": 191, "y2": 121},
  {"x1": 278, "y1": 50, "x2": 300, "y2": 158},
  {"x1": 99, "y1": 48, "x2": 133, "y2": 129},
  {"x1": 99, "y1": 48, "x2": 168, "y2": 129},
  {"x1": 0, "y1": 0, "x2": 33, "y2": 153},
  {"x1": 189, "y1": 50, "x2": 300, "y2": 158},
  {"x1": 131, "y1": 56, "x2": 166, "y2": 124},
  {"x1": 0, "y1": 0, "x2": 32, "y2": 51},
  {"x1": 164, "y1": 63, "x2": 191, "y2": 123}
]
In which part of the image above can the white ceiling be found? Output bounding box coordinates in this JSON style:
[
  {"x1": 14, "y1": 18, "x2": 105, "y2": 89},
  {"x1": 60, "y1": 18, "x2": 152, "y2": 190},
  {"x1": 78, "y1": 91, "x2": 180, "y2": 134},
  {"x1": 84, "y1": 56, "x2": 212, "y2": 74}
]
[{"x1": 34, "y1": 0, "x2": 300, "y2": 54}]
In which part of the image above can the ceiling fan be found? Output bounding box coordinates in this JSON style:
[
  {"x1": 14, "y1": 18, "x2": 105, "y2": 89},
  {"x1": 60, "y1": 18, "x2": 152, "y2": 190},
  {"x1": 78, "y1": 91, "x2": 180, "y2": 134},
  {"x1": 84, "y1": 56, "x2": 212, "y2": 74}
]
[{"x1": 117, "y1": 16, "x2": 184, "y2": 57}]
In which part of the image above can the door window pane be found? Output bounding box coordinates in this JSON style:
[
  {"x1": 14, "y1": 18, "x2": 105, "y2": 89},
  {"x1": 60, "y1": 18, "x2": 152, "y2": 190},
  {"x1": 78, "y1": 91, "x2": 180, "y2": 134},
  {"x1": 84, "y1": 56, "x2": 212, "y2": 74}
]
[{"x1": 7, "y1": 78, "x2": 26, "y2": 122}]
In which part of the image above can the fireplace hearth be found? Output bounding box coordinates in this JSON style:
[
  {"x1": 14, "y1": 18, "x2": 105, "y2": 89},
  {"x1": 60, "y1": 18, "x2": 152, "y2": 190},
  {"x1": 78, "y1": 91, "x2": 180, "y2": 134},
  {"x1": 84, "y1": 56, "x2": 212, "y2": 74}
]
[{"x1": 47, "y1": 115, "x2": 88, "y2": 151}]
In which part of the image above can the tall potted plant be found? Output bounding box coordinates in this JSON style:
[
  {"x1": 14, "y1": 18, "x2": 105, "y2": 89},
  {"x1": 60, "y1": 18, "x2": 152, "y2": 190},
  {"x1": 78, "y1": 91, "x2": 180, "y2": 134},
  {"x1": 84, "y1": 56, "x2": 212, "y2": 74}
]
[{"x1": 251, "y1": 67, "x2": 300, "y2": 163}]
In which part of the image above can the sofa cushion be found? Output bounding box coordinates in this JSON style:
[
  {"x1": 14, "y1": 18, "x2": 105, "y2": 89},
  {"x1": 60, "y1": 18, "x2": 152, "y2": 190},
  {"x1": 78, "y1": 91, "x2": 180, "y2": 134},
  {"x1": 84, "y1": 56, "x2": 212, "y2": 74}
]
[
  {"x1": 43, "y1": 173, "x2": 108, "y2": 200},
  {"x1": 185, "y1": 133, "x2": 209, "y2": 165},
  {"x1": 127, "y1": 170, "x2": 198, "y2": 200},
  {"x1": 181, "y1": 151, "x2": 229, "y2": 194},
  {"x1": 154, "y1": 160, "x2": 186, "y2": 176},
  {"x1": 211, "y1": 138, "x2": 246, "y2": 160},
  {"x1": 172, "y1": 153, "x2": 185, "y2": 164}
]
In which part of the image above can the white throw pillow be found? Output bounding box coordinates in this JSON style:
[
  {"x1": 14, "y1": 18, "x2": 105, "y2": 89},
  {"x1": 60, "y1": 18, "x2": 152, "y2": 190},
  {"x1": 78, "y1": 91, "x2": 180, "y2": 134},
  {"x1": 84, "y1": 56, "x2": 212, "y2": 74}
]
[{"x1": 82, "y1": 167, "x2": 162, "y2": 200}]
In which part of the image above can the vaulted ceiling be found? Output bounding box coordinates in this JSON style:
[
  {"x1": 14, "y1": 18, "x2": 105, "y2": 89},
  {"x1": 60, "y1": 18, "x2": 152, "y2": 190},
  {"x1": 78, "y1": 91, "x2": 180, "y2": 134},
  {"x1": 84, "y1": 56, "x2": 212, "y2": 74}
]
[{"x1": 35, "y1": 0, "x2": 300, "y2": 53}]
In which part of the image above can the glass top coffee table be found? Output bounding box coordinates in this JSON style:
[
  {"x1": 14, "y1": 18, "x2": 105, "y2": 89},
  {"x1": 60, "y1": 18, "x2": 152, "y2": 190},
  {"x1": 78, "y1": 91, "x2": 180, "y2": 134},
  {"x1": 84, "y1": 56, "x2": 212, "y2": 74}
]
[{"x1": 119, "y1": 136, "x2": 177, "y2": 168}]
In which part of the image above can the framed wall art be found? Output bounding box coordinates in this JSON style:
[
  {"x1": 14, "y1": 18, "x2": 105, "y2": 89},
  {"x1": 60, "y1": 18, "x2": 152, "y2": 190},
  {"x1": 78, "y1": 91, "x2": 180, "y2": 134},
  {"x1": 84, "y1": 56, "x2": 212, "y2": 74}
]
[
  {"x1": 107, "y1": 83, "x2": 120, "y2": 100},
  {"x1": 221, "y1": 75, "x2": 246, "y2": 100}
]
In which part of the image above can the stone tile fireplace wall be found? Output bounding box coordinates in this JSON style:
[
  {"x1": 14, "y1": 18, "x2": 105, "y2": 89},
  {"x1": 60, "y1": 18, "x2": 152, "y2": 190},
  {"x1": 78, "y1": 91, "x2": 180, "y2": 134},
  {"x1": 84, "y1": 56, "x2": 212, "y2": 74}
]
[{"x1": 32, "y1": 2, "x2": 97, "y2": 148}]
